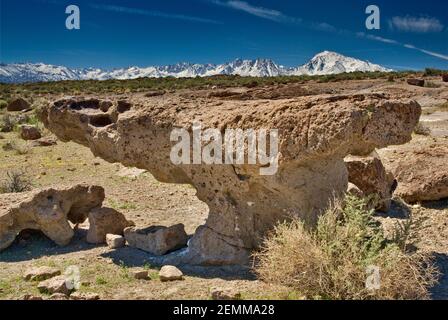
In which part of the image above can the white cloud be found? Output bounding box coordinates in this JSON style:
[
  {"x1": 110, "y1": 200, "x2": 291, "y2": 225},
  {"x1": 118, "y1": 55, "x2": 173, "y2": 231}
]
[
  {"x1": 389, "y1": 16, "x2": 444, "y2": 33},
  {"x1": 211, "y1": 1, "x2": 300, "y2": 24},
  {"x1": 358, "y1": 33, "x2": 448, "y2": 61},
  {"x1": 89, "y1": 4, "x2": 220, "y2": 24}
]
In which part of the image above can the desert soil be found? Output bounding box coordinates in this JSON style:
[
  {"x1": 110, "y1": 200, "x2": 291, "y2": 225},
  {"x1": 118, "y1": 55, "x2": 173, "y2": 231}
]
[{"x1": 0, "y1": 77, "x2": 447, "y2": 299}]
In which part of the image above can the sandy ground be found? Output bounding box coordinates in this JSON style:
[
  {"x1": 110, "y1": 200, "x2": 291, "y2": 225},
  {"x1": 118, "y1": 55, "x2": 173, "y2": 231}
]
[{"x1": 0, "y1": 77, "x2": 447, "y2": 299}]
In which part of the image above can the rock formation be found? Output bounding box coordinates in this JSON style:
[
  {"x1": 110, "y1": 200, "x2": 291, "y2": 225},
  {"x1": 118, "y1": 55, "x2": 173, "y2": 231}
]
[
  {"x1": 345, "y1": 153, "x2": 396, "y2": 212},
  {"x1": 379, "y1": 138, "x2": 448, "y2": 203},
  {"x1": 0, "y1": 184, "x2": 104, "y2": 251},
  {"x1": 39, "y1": 93, "x2": 421, "y2": 265}
]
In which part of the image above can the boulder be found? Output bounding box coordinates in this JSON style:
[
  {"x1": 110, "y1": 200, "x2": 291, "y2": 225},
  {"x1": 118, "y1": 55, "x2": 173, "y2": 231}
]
[
  {"x1": 86, "y1": 207, "x2": 133, "y2": 244},
  {"x1": 159, "y1": 265, "x2": 183, "y2": 282},
  {"x1": 106, "y1": 234, "x2": 125, "y2": 249},
  {"x1": 39, "y1": 94, "x2": 421, "y2": 265},
  {"x1": 0, "y1": 184, "x2": 105, "y2": 251},
  {"x1": 442, "y1": 74, "x2": 448, "y2": 82},
  {"x1": 407, "y1": 78, "x2": 425, "y2": 87},
  {"x1": 7, "y1": 98, "x2": 30, "y2": 112},
  {"x1": 24, "y1": 266, "x2": 61, "y2": 281},
  {"x1": 20, "y1": 125, "x2": 41, "y2": 140},
  {"x1": 37, "y1": 275, "x2": 72, "y2": 295},
  {"x1": 211, "y1": 287, "x2": 241, "y2": 300},
  {"x1": 345, "y1": 153, "x2": 396, "y2": 211},
  {"x1": 49, "y1": 293, "x2": 69, "y2": 300},
  {"x1": 70, "y1": 292, "x2": 100, "y2": 300},
  {"x1": 132, "y1": 269, "x2": 149, "y2": 280},
  {"x1": 124, "y1": 224, "x2": 188, "y2": 255},
  {"x1": 379, "y1": 138, "x2": 448, "y2": 202}
]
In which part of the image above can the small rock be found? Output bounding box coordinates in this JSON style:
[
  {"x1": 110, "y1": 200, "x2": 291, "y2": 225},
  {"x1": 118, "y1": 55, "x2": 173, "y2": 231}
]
[
  {"x1": 37, "y1": 275, "x2": 72, "y2": 295},
  {"x1": 211, "y1": 287, "x2": 241, "y2": 300},
  {"x1": 20, "y1": 125, "x2": 41, "y2": 140},
  {"x1": 159, "y1": 265, "x2": 183, "y2": 282},
  {"x1": 407, "y1": 78, "x2": 425, "y2": 87},
  {"x1": 106, "y1": 234, "x2": 125, "y2": 249},
  {"x1": 442, "y1": 74, "x2": 448, "y2": 82},
  {"x1": 132, "y1": 270, "x2": 149, "y2": 280},
  {"x1": 7, "y1": 98, "x2": 30, "y2": 112},
  {"x1": 2, "y1": 142, "x2": 13, "y2": 151},
  {"x1": 24, "y1": 266, "x2": 61, "y2": 281},
  {"x1": 86, "y1": 207, "x2": 133, "y2": 244},
  {"x1": 30, "y1": 137, "x2": 57, "y2": 147},
  {"x1": 70, "y1": 292, "x2": 100, "y2": 300},
  {"x1": 116, "y1": 166, "x2": 146, "y2": 180},
  {"x1": 49, "y1": 293, "x2": 69, "y2": 300},
  {"x1": 22, "y1": 294, "x2": 43, "y2": 300}
]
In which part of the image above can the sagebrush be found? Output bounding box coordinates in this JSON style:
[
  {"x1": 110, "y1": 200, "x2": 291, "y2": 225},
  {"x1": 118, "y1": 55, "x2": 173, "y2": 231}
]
[{"x1": 254, "y1": 195, "x2": 439, "y2": 300}]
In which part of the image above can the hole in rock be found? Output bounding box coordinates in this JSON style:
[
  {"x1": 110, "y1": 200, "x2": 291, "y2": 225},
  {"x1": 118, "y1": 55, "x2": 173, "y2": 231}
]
[
  {"x1": 117, "y1": 101, "x2": 132, "y2": 113},
  {"x1": 89, "y1": 115, "x2": 113, "y2": 127},
  {"x1": 68, "y1": 99, "x2": 100, "y2": 110}
]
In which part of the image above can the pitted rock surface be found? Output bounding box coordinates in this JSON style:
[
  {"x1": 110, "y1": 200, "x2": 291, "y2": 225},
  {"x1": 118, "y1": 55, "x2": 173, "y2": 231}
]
[
  {"x1": 0, "y1": 184, "x2": 104, "y2": 251},
  {"x1": 39, "y1": 93, "x2": 421, "y2": 265}
]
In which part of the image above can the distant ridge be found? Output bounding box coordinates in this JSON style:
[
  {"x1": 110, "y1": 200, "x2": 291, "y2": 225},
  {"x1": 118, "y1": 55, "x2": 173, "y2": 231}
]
[{"x1": 0, "y1": 51, "x2": 392, "y2": 84}]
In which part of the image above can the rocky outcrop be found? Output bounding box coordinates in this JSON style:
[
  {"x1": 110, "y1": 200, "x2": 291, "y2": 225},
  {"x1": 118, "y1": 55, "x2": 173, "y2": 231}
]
[
  {"x1": 7, "y1": 98, "x2": 30, "y2": 112},
  {"x1": 124, "y1": 224, "x2": 188, "y2": 255},
  {"x1": 345, "y1": 153, "x2": 396, "y2": 212},
  {"x1": 86, "y1": 207, "x2": 133, "y2": 244},
  {"x1": 39, "y1": 93, "x2": 421, "y2": 265},
  {"x1": 379, "y1": 138, "x2": 448, "y2": 203},
  {"x1": 0, "y1": 184, "x2": 104, "y2": 251}
]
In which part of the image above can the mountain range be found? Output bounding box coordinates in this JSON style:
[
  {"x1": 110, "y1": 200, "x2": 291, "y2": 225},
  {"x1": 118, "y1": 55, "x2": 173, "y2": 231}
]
[{"x1": 0, "y1": 51, "x2": 392, "y2": 84}]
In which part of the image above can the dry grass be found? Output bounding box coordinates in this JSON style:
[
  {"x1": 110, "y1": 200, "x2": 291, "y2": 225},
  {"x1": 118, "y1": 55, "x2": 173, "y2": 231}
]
[
  {"x1": 254, "y1": 195, "x2": 440, "y2": 300},
  {"x1": 0, "y1": 170, "x2": 33, "y2": 193}
]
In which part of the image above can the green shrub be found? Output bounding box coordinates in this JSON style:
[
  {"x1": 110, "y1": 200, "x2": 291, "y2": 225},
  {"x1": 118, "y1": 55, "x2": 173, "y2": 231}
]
[{"x1": 254, "y1": 195, "x2": 439, "y2": 300}]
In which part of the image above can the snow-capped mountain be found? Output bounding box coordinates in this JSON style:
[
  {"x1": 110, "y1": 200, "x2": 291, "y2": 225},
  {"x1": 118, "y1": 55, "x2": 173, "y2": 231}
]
[
  {"x1": 292, "y1": 51, "x2": 390, "y2": 75},
  {"x1": 0, "y1": 51, "x2": 391, "y2": 84}
]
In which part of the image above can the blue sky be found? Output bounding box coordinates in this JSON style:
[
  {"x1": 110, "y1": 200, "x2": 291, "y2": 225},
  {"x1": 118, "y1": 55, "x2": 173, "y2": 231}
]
[{"x1": 1, "y1": 0, "x2": 447, "y2": 70}]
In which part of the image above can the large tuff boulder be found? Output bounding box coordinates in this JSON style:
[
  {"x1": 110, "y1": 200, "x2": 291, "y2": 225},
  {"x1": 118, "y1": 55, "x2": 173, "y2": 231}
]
[
  {"x1": 0, "y1": 184, "x2": 104, "y2": 251},
  {"x1": 39, "y1": 93, "x2": 421, "y2": 265},
  {"x1": 379, "y1": 138, "x2": 448, "y2": 203},
  {"x1": 124, "y1": 224, "x2": 188, "y2": 255},
  {"x1": 345, "y1": 153, "x2": 396, "y2": 212}
]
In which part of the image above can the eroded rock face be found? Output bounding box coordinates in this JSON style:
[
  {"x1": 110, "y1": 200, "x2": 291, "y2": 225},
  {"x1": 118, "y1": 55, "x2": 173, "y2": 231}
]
[
  {"x1": 0, "y1": 184, "x2": 104, "y2": 251},
  {"x1": 39, "y1": 93, "x2": 421, "y2": 265},
  {"x1": 345, "y1": 153, "x2": 396, "y2": 212}
]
